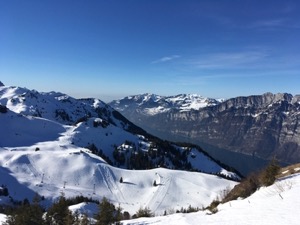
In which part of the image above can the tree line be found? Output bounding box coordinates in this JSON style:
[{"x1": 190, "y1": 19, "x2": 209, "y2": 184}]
[{"x1": 3, "y1": 193, "x2": 154, "y2": 225}]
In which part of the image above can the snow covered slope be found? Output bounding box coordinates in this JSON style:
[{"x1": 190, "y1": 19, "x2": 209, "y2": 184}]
[
  {"x1": 0, "y1": 85, "x2": 116, "y2": 125},
  {"x1": 0, "y1": 84, "x2": 239, "y2": 177},
  {"x1": 0, "y1": 83, "x2": 239, "y2": 219},
  {"x1": 122, "y1": 172, "x2": 300, "y2": 225},
  {"x1": 0, "y1": 84, "x2": 240, "y2": 176},
  {"x1": 0, "y1": 123, "x2": 237, "y2": 215}
]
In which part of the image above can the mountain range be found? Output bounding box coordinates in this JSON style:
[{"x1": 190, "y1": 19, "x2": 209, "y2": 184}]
[
  {"x1": 1, "y1": 82, "x2": 300, "y2": 224},
  {"x1": 0, "y1": 82, "x2": 238, "y2": 217},
  {"x1": 109, "y1": 93, "x2": 300, "y2": 174}
]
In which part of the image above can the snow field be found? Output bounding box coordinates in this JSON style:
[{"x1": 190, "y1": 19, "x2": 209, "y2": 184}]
[
  {"x1": 121, "y1": 173, "x2": 300, "y2": 225},
  {"x1": 0, "y1": 143, "x2": 236, "y2": 215}
]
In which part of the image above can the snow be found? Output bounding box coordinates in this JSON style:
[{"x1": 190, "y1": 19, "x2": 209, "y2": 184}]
[
  {"x1": 0, "y1": 84, "x2": 299, "y2": 224},
  {"x1": 164, "y1": 94, "x2": 221, "y2": 112},
  {"x1": 187, "y1": 148, "x2": 237, "y2": 178},
  {"x1": 122, "y1": 173, "x2": 300, "y2": 225},
  {"x1": 0, "y1": 84, "x2": 238, "y2": 222},
  {"x1": 143, "y1": 106, "x2": 170, "y2": 115},
  {"x1": 0, "y1": 84, "x2": 238, "y2": 179},
  {"x1": 0, "y1": 214, "x2": 6, "y2": 224},
  {"x1": 110, "y1": 93, "x2": 223, "y2": 116},
  {"x1": 0, "y1": 142, "x2": 236, "y2": 215},
  {"x1": 69, "y1": 202, "x2": 99, "y2": 218},
  {"x1": 0, "y1": 110, "x2": 65, "y2": 147}
]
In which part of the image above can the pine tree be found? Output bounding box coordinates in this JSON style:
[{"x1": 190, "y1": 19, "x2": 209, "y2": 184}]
[
  {"x1": 94, "y1": 197, "x2": 116, "y2": 225},
  {"x1": 29, "y1": 194, "x2": 45, "y2": 225},
  {"x1": 153, "y1": 180, "x2": 157, "y2": 186},
  {"x1": 123, "y1": 211, "x2": 131, "y2": 220},
  {"x1": 64, "y1": 210, "x2": 75, "y2": 225},
  {"x1": 45, "y1": 193, "x2": 73, "y2": 225},
  {"x1": 4, "y1": 194, "x2": 45, "y2": 225},
  {"x1": 115, "y1": 204, "x2": 123, "y2": 222},
  {"x1": 135, "y1": 206, "x2": 154, "y2": 218}
]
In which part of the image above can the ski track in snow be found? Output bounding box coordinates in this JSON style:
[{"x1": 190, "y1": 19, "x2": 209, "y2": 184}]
[
  {"x1": 96, "y1": 165, "x2": 126, "y2": 204},
  {"x1": 122, "y1": 173, "x2": 300, "y2": 225},
  {"x1": 26, "y1": 155, "x2": 41, "y2": 180},
  {"x1": 146, "y1": 174, "x2": 172, "y2": 212}
]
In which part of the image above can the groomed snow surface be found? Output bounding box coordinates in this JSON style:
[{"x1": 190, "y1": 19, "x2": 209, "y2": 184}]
[
  {"x1": 1, "y1": 173, "x2": 298, "y2": 224},
  {"x1": 121, "y1": 173, "x2": 300, "y2": 225},
  {"x1": 0, "y1": 143, "x2": 236, "y2": 214}
]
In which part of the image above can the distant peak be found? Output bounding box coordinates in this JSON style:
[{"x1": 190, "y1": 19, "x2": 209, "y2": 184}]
[{"x1": 0, "y1": 81, "x2": 4, "y2": 86}]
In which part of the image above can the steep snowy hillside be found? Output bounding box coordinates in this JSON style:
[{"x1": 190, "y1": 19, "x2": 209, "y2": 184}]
[
  {"x1": 122, "y1": 172, "x2": 300, "y2": 225},
  {"x1": 0, "y1": 109, "x2": 65, "y2": 147},
  {"x1": 0, "y1": 85, "x2": 119, "y2": 126}
]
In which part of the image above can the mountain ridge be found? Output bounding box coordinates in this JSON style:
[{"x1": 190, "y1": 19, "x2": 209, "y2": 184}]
[
  {"x1": 110, "y1": 93, "x2": 224, "y2": 116},
  {"x1": 109, "y1": 92, "x2": 300, "y2": 170}
]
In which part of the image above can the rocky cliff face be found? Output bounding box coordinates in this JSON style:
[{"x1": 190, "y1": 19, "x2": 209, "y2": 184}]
[{"x1": 110, "y1": 93, "x2": 300, "y2": 165}]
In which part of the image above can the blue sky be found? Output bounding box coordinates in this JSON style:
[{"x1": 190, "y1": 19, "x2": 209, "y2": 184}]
[{"x1": 1, "y1": 0, "x2": 300, "y2": 102}]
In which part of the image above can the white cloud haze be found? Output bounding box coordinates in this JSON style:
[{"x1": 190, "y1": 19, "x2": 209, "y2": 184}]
[{"x1": 152, "y1": 55, "x2": 181, "y2": 64}]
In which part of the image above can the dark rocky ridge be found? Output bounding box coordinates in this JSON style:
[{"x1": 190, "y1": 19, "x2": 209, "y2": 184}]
[{"x1": 109, "y1": 93, "x2": 300, "y2": 166}]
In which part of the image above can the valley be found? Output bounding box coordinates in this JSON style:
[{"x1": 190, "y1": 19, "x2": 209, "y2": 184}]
[{"x1": 109, "y1": 93, "x2": 300, "y2": 175}]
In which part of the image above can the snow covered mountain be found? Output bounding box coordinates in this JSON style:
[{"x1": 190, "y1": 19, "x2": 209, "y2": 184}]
[
  {"x1": 109, "y1": 93, "x2": 223, "y2": 116},
  {"x1": 0, "y1": 83, "x2": 239, "y2": 175},
  {"x1": 0, "y1": 82, "x2": 239, "y2": 217},
  {"x1": 109, "y1": 93, "x2": 300, "y2": 173}
]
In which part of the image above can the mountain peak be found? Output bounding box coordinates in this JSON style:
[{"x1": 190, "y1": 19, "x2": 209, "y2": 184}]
[
  {"x1": 110, "y1": 93, "x2": 222, "y2": 115},
  {"x1": 0, "y1": 81, "x2": 4, "y2": 86}
]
